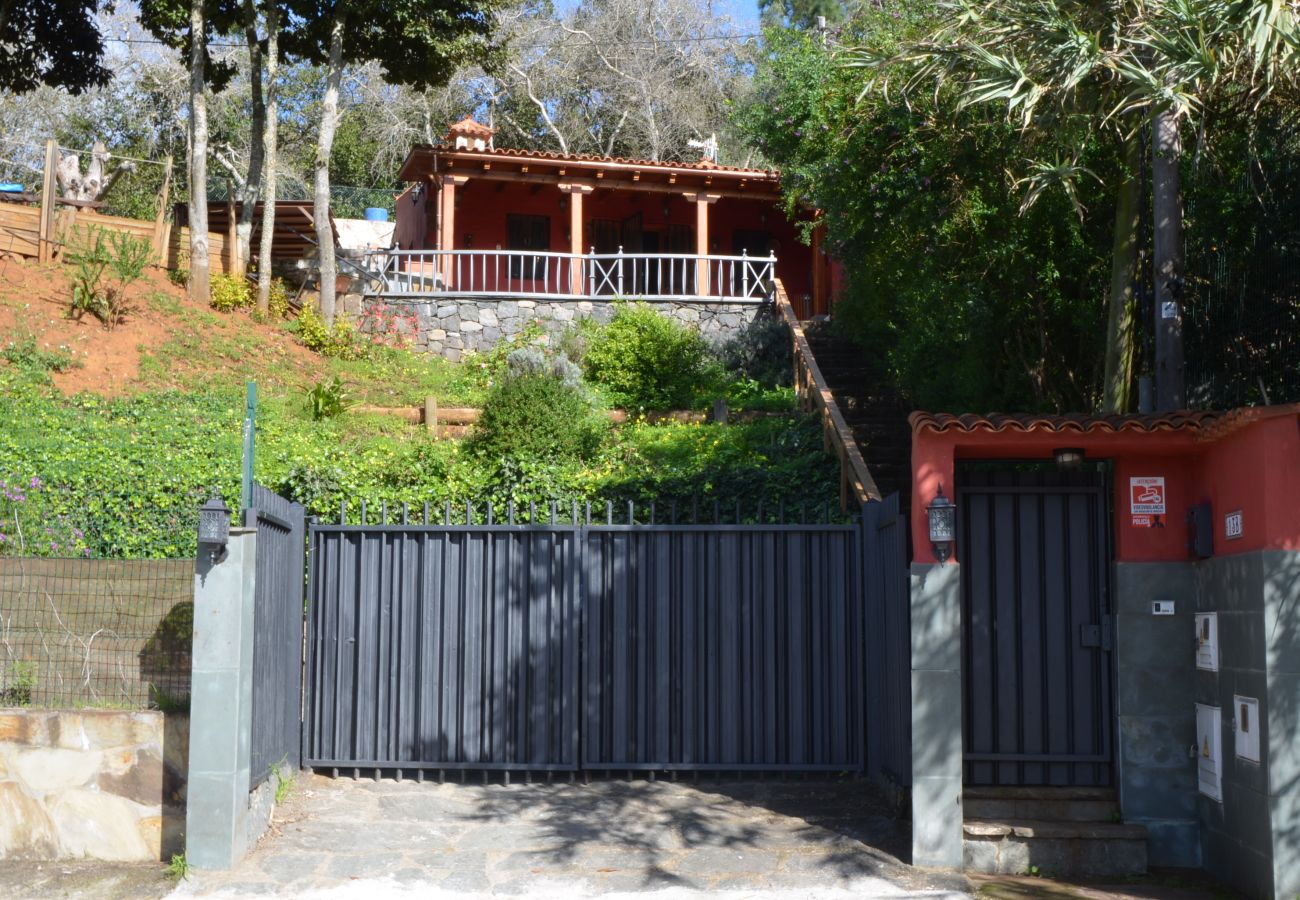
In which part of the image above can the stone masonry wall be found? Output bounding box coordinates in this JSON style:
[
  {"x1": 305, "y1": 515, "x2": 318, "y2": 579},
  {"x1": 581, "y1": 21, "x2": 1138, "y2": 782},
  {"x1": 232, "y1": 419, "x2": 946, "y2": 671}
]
[
  {"x1": 0, "y1": 709, "x2": 187, "y2": 861},
  {"x1": 343, "y1": 294, "x2": 764, "y2": 361}
]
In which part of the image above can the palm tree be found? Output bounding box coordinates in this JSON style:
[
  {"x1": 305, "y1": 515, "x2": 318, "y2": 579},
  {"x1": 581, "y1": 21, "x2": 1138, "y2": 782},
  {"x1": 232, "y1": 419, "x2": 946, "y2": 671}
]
[{"x1": 845, "y1": 0, "x2": 1299, "y2": 411}]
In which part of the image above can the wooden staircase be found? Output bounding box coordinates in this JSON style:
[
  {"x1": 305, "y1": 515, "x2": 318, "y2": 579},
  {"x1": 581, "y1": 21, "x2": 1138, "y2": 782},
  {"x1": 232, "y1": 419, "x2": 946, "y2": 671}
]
[{"x1": 963, "y1": 787, "x2": 1149, "y2": 878}]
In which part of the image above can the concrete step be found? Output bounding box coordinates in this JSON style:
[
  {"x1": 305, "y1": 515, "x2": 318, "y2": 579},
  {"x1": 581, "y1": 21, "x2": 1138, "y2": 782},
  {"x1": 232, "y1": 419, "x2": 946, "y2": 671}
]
[
  {"x1": 963, "y1": 818, "x2": 1147, "y2": 878},
  {"x1": 963, "y1": 786, "x2": 1120, "y2": 822}
]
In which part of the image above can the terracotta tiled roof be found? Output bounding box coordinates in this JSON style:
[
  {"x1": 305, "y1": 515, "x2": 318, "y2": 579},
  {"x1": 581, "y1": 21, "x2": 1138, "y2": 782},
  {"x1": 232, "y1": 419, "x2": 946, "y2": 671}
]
[
  {"x1": 430, "y1": 143, "x2": 780, "y2": 178},
  {"x1": 1193, "y1": 403, "x2": 1300, "y2": 441},
  {"x1": 909, "y1": 411, "x2": 1224, "y2": 435},
  {"x1": 448, "y1": 115, "x2": 495, "y2": 137}
]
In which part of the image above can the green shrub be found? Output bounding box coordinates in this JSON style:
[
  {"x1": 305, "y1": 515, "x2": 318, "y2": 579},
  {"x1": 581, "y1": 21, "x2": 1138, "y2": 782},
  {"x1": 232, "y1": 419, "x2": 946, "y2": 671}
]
[
  {"x1": 209, "y1": 273, "x2": 253, "y2": 312},
  {"x1": 267, "y1": 278, "x2": 290, "y2": 319},
  {"x1": 66, "y1": 227, "x2": 151, "y2": 329},
  {"x1": 1, "y1": 661, "x2": 36, "y2": 706},
  {"x1": 718, "y1": 316, "x2": 792, "y2": 389},
  {"x1": 305, "y1": 376, "x2": 351, "y2": 420},
  {"x1": 582, "y1": 303, "x2": 711, "y2": 410},
  {"x1": 472, "y1": 372, "x2": 607, "y2": 464},
  {"x1": 294, "y1": 304, "x2": 369, "y2": 360}
]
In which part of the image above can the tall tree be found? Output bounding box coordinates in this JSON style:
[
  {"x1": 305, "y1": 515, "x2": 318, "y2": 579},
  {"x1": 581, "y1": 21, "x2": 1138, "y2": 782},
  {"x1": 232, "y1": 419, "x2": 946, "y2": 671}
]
[
  {"x1": 188, "y1": 0, "x2": 211, "y2": 303},
  {"x1": 0, "y1": 0, "x2": 111, "y2": 94},
  {"x1": 284, "y1": 0, "x2": 506, "y2": 327},
  {"x1": 257, "y1": 0, "x2": 280, "y2": 315}
]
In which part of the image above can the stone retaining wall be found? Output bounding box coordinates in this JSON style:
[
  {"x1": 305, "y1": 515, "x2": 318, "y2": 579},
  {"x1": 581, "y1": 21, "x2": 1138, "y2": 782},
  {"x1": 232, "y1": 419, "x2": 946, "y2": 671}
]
[
  {"x1": 342, "y1": 294, "x2": 764, "y2": 361},
  {"x1": 0, "y1": 709, "x2": 187, "y2": 861}
]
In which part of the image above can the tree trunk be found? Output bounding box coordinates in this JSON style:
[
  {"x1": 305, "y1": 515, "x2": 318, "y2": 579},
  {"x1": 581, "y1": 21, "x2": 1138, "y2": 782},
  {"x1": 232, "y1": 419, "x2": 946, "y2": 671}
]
[
  {"x1": 188, "y1": 0, "x2": 210, "y2": 304},
  {"x1": 1152, "y1": 105, "x2": 1185, "y2": 411},
  {"x1": 236, "y1": 0, "x2": 266, "y2": 279},
  {"x1": 314, "y1": 11, "x2": 344, "y2": 326},
  {"x1": 256, "y1": 0, "x2": 279, "y2": 316},
  {"x1": 1101, "y1": 133, "x2": 1141, "y2": 413}
]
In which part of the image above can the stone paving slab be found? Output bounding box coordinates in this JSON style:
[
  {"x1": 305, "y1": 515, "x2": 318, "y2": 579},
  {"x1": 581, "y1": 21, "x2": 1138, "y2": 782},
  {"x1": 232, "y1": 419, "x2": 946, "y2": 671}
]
[{"x1": 175, "y1": 774, "x2": 973, "y2": 899}]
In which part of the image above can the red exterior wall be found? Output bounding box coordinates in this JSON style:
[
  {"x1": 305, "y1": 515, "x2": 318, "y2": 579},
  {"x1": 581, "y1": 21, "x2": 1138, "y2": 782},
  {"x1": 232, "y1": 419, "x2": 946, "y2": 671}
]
[
  {"x1": 909, "y1": 412, "x2": 1300, "y2": 564},
  {"x1": 423, "y1": 180, "x2": 821, "y2": 303},
  {"x1": 392, "y1": 184, "x2": 427, "y2": 251}
]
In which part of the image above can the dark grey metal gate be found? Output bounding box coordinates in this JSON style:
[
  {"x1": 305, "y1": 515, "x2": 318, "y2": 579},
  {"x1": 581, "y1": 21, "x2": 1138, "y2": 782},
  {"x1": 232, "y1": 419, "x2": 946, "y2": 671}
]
[
  {"x1": 958, "y1": 469, "x2": 1114, "y2": 787},
  {"x1": 582, "y1": 523, "x2": 863, "y2": 770},
  {"x1": 302, "y1": 501, "x2": 903, "y2": 775},
  {"x1": 246, "y1": 483, "x2": 307, "y2": 786},
  {"x1": 304, "y1": 520, "x2": 580, "y2": 771},
  {"x1": 862, "y1": 493, "x2": 911, "y2": 785}
]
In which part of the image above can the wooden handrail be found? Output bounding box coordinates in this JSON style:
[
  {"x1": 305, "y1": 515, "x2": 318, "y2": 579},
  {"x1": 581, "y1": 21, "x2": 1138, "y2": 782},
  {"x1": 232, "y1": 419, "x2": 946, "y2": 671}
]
[{"x1": 774, "y1": 277, "x2": 882, "y2": 508}]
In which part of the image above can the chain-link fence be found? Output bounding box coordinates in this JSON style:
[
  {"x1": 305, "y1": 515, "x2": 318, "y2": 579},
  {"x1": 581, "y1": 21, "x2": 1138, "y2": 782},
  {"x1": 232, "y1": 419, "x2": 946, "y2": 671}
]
[
  {"x1": 205, "y1": 181, "x2": 397, "y2": 220},
  {"x1": 0, "y1": 556, "x2": 194, "y2": 710}
]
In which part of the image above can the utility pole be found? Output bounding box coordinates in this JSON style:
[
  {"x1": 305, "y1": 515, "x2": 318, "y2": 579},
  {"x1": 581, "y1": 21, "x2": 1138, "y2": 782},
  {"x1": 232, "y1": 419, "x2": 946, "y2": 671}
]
[{"x1": 1151, "y1": 106, "x2": 1185, "y2": 411}]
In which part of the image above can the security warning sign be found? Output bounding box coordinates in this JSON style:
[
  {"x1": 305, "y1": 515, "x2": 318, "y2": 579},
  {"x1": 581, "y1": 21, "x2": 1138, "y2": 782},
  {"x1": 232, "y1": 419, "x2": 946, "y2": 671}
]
[{"x1": 1129, "y1": 476, "x2": 1166, "y2": 528}]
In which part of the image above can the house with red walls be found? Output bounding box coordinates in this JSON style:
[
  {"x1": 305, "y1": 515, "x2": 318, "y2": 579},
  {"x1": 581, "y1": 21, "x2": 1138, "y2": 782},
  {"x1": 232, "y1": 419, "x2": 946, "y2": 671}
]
[
  {"x1": 905, "y1": 406, "x2": 1300, "y2": 899},
  {"x1": 351, "y1": 117, "x2": 838, "y2": 357}
]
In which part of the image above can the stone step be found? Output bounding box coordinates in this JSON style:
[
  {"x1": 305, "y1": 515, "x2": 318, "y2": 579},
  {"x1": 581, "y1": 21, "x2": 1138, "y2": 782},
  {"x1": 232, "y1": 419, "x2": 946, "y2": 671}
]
[
  {"x1": 963, "y1": 786, "x2": 1120, "y2": 822},
  {"x1": 963, "y1": 818, "x2": 1147, "y2": 879}
]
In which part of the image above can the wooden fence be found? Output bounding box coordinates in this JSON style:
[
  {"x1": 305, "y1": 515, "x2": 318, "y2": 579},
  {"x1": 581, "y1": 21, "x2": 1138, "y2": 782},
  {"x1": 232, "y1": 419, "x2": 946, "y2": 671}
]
[{"x1": 0, "y1": 201, "x2": 230, "y2": 274}]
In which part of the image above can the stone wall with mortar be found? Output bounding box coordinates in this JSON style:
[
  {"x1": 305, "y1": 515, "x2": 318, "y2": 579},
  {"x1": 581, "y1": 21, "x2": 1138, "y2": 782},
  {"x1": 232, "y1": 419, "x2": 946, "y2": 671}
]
[
  {"x1": 0, "y1": 709, "x2": 187, "y2": 862},
  {"x1": 342, "y1": 294, "x2": 764, "y2": 361}
]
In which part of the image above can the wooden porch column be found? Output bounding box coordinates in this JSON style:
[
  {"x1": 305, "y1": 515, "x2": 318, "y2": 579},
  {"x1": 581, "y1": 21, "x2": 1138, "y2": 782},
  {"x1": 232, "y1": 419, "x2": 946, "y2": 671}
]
[
  {"x1": 688, "y1": 192, "x2": 721, "y2": 296},
  {"x1": 438, "y1": 174, "x2": 468, "y2": 289},
  {"x1": 811, "y1": 221, "x2": 827, "y2": 317},
  {"x1": 559, "y1": 182, "x2": 594, "y2": 294}
]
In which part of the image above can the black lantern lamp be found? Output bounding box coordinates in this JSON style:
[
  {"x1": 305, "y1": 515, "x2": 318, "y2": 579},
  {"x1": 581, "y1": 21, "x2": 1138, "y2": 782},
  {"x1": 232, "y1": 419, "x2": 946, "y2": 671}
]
[
  {"x1": 198, "y1": 495, "x2": 231, "y2": 561},
  {"x1": 927, "y1": 485, "x2": 957, "y2": 563}
]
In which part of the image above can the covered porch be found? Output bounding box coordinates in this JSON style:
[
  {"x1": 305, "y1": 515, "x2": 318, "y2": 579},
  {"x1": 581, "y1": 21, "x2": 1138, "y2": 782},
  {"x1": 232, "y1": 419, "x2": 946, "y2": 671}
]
[{"x1": 381, "y1": 119, "x2": 836, "y2": 317}]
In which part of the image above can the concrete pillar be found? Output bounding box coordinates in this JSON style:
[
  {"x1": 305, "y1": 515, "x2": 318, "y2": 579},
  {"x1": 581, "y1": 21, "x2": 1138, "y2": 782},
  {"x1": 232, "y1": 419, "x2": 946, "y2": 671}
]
[
  {"x1": 186, "y1": 529, "x2": 258, "y2": 870},
  {"x1": 688, "y1": 192, "x2": 720, "y2": 297},
  {"x1": 439, "y1": 175, "x2": 467, "y2": 289},
  {"x1": 559, "y1": 183, "x2": 594, "y2": 295},
  {"x1": 910, "y1": 561, "x2": 964, "y2": 869}
]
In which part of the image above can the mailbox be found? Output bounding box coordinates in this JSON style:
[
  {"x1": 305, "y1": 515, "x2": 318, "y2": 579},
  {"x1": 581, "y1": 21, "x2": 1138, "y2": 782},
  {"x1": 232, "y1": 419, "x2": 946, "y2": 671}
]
[
  {"x1": 1234, "y1": 695, "x2": 1261, "y2": 763},
  {"x1": 1195, "y1": 613, "x2": 1219, "y2": 672},
  {"x1": 1196, "y1": 703, "x2": 1222, "y2": 801}
]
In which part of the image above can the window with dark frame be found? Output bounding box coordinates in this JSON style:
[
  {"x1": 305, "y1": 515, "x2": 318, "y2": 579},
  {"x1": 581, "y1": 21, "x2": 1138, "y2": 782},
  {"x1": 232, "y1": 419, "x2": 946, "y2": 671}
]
[{"x1": 507, "y1": 214, "x2": 550, "y2": 279}]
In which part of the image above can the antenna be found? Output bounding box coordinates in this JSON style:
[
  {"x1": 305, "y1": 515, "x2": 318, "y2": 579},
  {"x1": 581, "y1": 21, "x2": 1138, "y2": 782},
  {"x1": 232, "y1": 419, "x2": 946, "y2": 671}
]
[{"x1": 687, "y1": 133, "x2": 719, "y2": 163}]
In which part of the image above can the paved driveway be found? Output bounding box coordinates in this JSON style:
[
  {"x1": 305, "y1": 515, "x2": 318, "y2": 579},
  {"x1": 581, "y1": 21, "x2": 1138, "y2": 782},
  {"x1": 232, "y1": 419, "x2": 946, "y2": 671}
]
[{"x1": 177, "y1": 774, "x2": 971, "y2": 898}]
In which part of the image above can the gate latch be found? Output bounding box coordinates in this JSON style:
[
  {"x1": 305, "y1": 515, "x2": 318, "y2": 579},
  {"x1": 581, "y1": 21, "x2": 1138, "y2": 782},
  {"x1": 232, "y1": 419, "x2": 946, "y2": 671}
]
[{"x1": 1079, "y1": 616, "x2": 1114, "y2": 651}]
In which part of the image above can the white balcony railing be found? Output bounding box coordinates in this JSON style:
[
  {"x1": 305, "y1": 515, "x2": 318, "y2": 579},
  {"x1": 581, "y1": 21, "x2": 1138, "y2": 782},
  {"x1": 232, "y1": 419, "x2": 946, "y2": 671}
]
[{"x1": 356, "y1": 249, "x2": 776, "y2": 302}]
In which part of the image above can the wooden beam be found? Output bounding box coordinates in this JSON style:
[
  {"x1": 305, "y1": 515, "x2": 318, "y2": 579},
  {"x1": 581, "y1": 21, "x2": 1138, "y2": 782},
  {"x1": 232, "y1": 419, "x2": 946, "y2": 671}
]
[{"x1": 440, "y1": 168, "x2": 778, "y2": 202}]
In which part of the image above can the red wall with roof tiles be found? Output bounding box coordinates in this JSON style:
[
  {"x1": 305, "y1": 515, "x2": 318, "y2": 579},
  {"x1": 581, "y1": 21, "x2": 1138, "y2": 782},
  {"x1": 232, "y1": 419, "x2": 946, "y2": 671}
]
[{"x1": 910, "y1": 413, "x2": 1300, "y2": 565}]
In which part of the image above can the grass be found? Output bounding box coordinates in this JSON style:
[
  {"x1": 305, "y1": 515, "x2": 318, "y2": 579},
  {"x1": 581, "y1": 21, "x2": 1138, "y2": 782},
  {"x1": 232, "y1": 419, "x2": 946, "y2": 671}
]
[{"x1": 165, "y1": 854, "x2": 190, "y2": 880}]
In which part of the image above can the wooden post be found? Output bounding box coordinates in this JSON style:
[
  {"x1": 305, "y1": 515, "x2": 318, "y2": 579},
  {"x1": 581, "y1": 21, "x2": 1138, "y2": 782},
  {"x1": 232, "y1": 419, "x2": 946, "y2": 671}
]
[
  {"x1": 424, "y1": 396, "x2": 438, "y2": 438},
  {"x1": 151, "y1": 156, "x2": 173, "y2": 266},
  {"x1": 38, "y1": 140, "x2": 57, "y2": 263},
  {"x1": 811, "y1": 222, "x2": 826, "y2": 317}
]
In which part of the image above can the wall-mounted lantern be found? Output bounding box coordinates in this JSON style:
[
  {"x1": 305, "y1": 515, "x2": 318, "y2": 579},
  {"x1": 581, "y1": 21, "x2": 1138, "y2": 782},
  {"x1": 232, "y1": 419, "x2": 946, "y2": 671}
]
[
  {"x1": 198, "y1": 495, "x2": 231, "y2": 561},
  {"x1": 927, "y1": 485, "x2": 957, "y2": 563},
  {"x1": 1054, "y1": 447, "x2": 1085, "y2": 469}
]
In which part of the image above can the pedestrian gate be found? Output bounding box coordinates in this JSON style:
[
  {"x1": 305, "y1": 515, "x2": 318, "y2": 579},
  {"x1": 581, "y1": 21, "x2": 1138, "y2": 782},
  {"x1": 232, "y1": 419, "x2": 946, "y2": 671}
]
[
  {"x1": 302, "y1": 502, "x2": 908, "y2": 775},
  {"x1": 958, "y1": 469, "x2": 1114, "y2": 787}
]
